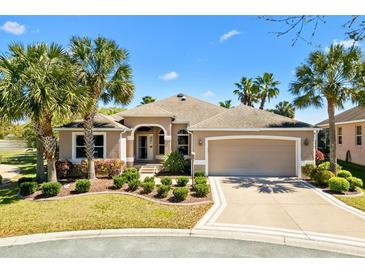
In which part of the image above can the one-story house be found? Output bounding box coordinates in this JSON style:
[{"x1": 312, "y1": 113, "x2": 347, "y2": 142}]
[
  {"x1": 55, "y1": 94, "x2": 318, "y2": 177},
  {"x1": 317, "y1": 106, "x2": 365, "y2": 166}
]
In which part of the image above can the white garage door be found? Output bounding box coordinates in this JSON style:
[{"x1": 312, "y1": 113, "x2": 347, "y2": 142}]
[{"x1": 208, "y1": 138, "x2": 297, "y2": 177}]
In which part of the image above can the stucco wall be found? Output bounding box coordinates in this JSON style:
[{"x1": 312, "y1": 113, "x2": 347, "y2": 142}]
[
  {"x1": 123, "y1": 117, "x2": 172, "y2": 135},
  {"x1": 171, "y1": 123, "x2": 190, "y2": 153},
  {"x1": 336, "y1": 122, "x2": 365, "y2": 165}
]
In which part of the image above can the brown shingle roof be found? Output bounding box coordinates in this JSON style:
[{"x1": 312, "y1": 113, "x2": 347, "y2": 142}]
[
  {"x1": 316, "y1": 106, "x2": 365, "y2": 126},
  {"x1": 58, "y1": 113, "x2": 130, "y2": 130},
  {"x1": 189, "y1": 104, "x2": 312, "y2": 129},
  {"x1": 115, "y1": 103, "x2": 173, "y2": 118}
]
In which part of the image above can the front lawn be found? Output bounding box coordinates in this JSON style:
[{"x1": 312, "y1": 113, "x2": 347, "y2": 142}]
[
  {"x1": 338, "y1": 160, "x2": 365, "y2": 183},
  {"x1": 337, "y1": 189, "x2": 365, "y2": 212},
  {"x1": 0, "y1": 149, "x2": 37, "y2": 180},
  {"x1": 0, "y1": 194, "x2": 211, "y2": 238}
]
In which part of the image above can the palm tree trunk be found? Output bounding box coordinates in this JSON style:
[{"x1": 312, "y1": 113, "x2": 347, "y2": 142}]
[
  {"x1": 84, "y1": 107, "x2": 96, "y2": 180},
  {"x1": 35, "y1": 135, "x2": 45, "y2": 183},
  {"x1": 259, "y1": 96, "x2": 266, "y2": 110},
  {"x1": 327, "y1": 101, "x2": 337, "y2": 174}
]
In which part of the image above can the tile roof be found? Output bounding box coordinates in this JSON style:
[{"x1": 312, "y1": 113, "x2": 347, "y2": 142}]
[{"x1": 317, "y1": 106, "x2": 365, "y2": 126}]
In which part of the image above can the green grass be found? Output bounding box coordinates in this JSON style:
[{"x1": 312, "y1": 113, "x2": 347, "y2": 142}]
[
  {"x1": 337, "y1": 189, "x2": 365, "y2": 212},
  {"x1": 0, "y1": 149, "x2": 37, "y2": 180},
  {"x1": 338, "y1": 160, "x2": 365, "y2": 183},
  {"x1": 0, "y1": 194, "x2": 211, "y2": 238}
]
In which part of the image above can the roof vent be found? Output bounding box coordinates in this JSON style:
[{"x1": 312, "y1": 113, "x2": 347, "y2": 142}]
[
  {"x1": 177, "y1": 93, "x2": 184, "y2": 97},
  {"x1": 181, "y1": 96, "x2": 187, "y2": 101}
]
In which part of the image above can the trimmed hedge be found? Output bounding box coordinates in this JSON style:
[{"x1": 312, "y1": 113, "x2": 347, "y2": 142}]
[
  {"x1": 17, "y1": 177, "x2": 36, "y2": 186},
  {"x1": 75, "y1": 179, "x2": 90, "y2": 193},
  {"x1": 328, "y1": 177, "x2": 350, "y2": 193},
  {"x1": 313, "y1": 169, "x2": 334, "y2": 187},
  {"x1": 112, "y1": 175, "x2": 127, "y2": 189},
  {"x1": 337, "y1": 170, "x2": 352, "y2": 179},
  {"x1": 347, "y1": 176, "x2": 363, "y2": 191},
  {"x1": 194, "y1": 183, "x2": 210, "y2": 197},
  {"x1": 173, "y1": 187, "x2": 188, "y2": 202},
  {"x1": 19, "y1": 181, "x2": 38, "y2": 196},
  {"x1": 194, "y1": 177, "x2": 207, "y2": 185},
  {"x1": 42, "y1": 182, "x2": 61, "y2": 197},
  {"x1": 128, "y1": 179, "x2": 140, "y2": 191},
  {"x1": 163, "y1": 150, "x2": 186, "y2": 174},
  {"x1": 194, "y1": 170, "x2": 205, "y2": 178},
  {"x1": 157, "y1": 185, "x2": 170, "y2": 198},
  {"x1": 142, "y1": 178, "x2": 155, "y2": 193},
  {"x1": 160, "y1": 177, "x2": 172, "y2": 186},
  {"x1": 303, "y1": 164, "x2": 315, "y2": 177},
  {"x1": 317, "y1": 161, "x2": 342, "y2": 171},
  {"x1": 176, "y1": 176, "x2": 189, "y2": 187}
]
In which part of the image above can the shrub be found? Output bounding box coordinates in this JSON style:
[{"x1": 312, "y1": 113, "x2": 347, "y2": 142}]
[
  {"x1": 313, "y1": 169, "x2": 334, "y2": 187},
  {"x1": 142, "y1": 180, "x2": 155, "y2": 193},
  {"x1": 123, "y1": 168, "x2": 140, "y2": 181},
  {"x1": 194, "y1": 170, "x2": 205, "y2": 178},
  {"x1": 347, "y1": 177, "x2": 363, "y2": 191},
  {"x1": 42, "y1": 182, "x2": 61, "y2": 197},
  {"x1": 303, "y1": 164, "x2": 316, "y2": 177},
  {"x1": 112, "y1": 175, "x2": 127, "y2": 189},
  {"x1": 317, "y1": 161, "x2": 342, "y2": 171},
  {"x1": 70, "y1": 162, "x2": 88, "y2": 178},
  {"x1": 0, "y1": 174, "x2": 3, "y2": 184},
  {"x1": 17, "y1": 176, "x2": 36, "y2": 186},
  {"x1": 56, "y1": 160, "x2": 74, "y2": 179},
  {"x1": 315, "y1": 149, "x2": 325, "y2": 164},
  {"x1": 194, "y1": 177, "x2": 207, "y2": 185},
  {"x1": 128, "y1": 179, "x2": 140, "y2": 191},
  {"x1": 143, "y1": 176, "x2": 155, "y2": 183},
  {"x1": 173, "y1": 187, "x2": 188, "y2": 202},
  {"x1": 160, "y1": 177, "x2": 172, "y2": 186},
  {"x1": 157, "y1": 185, "x2": 170, "y2": 198},
  {"x1": 94, "y1": 159, "x2": 124, "y2": 177},
  {"x1": 163, "y1": 150, "x2": 186, "y2": 174},
  {"x1": 19, "y1": 181, "x2": 38, "y2": 196},
  {"x1": 337, "y1": 170, "x2": 352, "y2": 179},
  {"x1": 194, "y1": 183, "x2": 210, "y2": 197},
  {"x1": 176, "y1": 176, "x2": 189, "y2": 187},
  {"x1": 75, "y1": 179, "x2": 90, "y2": 193},
  {"x1": 328, "y1": 177, "x2": 350, "y2": 193}
]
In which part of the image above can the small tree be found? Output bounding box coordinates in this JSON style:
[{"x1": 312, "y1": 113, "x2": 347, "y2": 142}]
[
  {"x1": 233, "y1": 77, "x2": 259, "y2": 107},
  {"x1": 219, "y1": 100, "x2": 232, "y2": 109},
  {"x1": 268, "y1": 101, "x2": 295, "y2": 118},
  {"x1": 140, "y1": 96, "x2": 156, "y2": 105},
  {"x1": 255, "y1": 72, "x2": 280, "y2": 110}
]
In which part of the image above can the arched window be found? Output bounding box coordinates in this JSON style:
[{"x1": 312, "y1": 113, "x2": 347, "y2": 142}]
[
  {"x1": 158, "y1": 129, "x2": 165, "y2": 155},
  {"x1": 177, "y1": 129, "x2": 189, "y2": 155}
]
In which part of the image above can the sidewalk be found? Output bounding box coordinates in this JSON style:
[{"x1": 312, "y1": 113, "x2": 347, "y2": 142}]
[{"x1": 0, "y1": 164, "x2": 20, "y2": 183}]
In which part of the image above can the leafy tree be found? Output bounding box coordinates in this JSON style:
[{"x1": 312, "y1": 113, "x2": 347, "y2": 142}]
[
  {"x1": 70, "y1": 36, "x2": 135, "y2": 179},
  {"x1": 140, "y1": 96, "x2": 156, "y2": 105},
  {"x1": 233, "y1": 77, "x2": 259, "y2": 107},
  {"x1": 98, "y1": 107, "x2": 125, "y2": 115},
  {"x1": 219, "y1": 100, "x2": 232, "y2": 109},
  {"x1": 268, "y1": 101, "x2": 295, "y2": 118},
  {"x1": 290, "y1": 44, "x2": 364, "y2": 174},
  {"x1": 255, "y1": 72, "x2": 280, "y2": 109}
]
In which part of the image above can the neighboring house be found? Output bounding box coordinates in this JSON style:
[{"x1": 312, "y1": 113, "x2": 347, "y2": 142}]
[
  {"x1": 55, "y1": 94, "x2": 318, "y2": 177},
  {"x1": 317, "y1": 106, "x2": 365, "y2": 166}
]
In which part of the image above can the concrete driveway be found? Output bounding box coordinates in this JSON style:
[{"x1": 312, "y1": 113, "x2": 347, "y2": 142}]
[{"x1": 212, "y1": 177, "x2": 365, "y2": 239}]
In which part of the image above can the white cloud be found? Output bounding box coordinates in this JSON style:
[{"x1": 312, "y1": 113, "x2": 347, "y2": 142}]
[
  {"x1": 325, "y1": 39, "x2": 360, "y2": 52},
  {"x1": 202, "y1": 90, "x2": 215, "y2": 97},
  {"x1": 219, "y1": 30, "x2": 240, "y2": 43},
  {"x1": 0, "y1": 21, "x2": 26, "y2": 35},
  {"x1": 159, "y1": 71, "x2": 179, "y2": 81}
]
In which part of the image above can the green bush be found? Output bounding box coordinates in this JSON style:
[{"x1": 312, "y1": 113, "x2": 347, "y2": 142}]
[
  {"x1": 176, "y1": 176, "x2": 189, "y2": 187},
  {"x1": 17, "y1": 176, "x2": 36, "y2": 186},
  {"x1": 173, "y1": 187, "x2": 188, "y2": 202},
  {"x1": 123, "y1": 168, "x2": 140, "y2": 181},
  {"x1": 328, "y1": 177, "x2": 350, "y2": 193},
  {"x1": 19, "y1": 181, "x2": 38, "y2": 196},
  {"x1": 194, "y1": 177, "x2": 207, "y2": 185},
  {"x1": 347, "y1": 177, "x2": 363, "y2": 191},
  {"x1": 128, "y1": 179, "x2": 140, "y2": 191},
  {"x1": 313, "y1": 169, "x2": 334, "y2": 187},
  {"x1": 160, "y1": 177, "x2": 172, "y2": 186},
  {"x1": 194, "y1": 170, "x2": 205, "y2": 178},
  {"x1": 142, "y1": 180, "x2": 155, "y2": 193},
  {"x1": 317, "y1": 161, "x2": 342, "y2": 171},
  {"x1": 337, "y1": 170, "x2": 352, "y2": 179},
  {"x1": 112, "y1": 175, "x2": 127, "y2": 189},
  {"x1": 75, "y1": 179, "x2": 91, "y2": 193},
  {"x1": 303, "y1": 164, "x2": 315, "y2": 177},
  {"x1": 143, "y1": 176, "x2": 155, "y2": 183},
  {"x1": 42, "y1": 182, "x2": 61, "y2": 197},
  {"x1": 157, "y1": 185, "x2": 170, "y2": 198},
  {"x1": 0, "y1": 174, "x2": 2, "y2": 184},
  {"x1": 163, "y1": 150, "x2": 186, "y2": 174},
  {"x1": 194, "y1": 183, "x2": 210, "y2": 197}
]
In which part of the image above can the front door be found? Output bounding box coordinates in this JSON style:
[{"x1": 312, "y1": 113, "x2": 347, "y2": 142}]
[{"x1": 137, "y1": 134, "x2": 153, "y2": 160}]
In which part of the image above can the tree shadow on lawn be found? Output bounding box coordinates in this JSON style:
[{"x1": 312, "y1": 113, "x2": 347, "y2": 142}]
[{"x1": 0, "y1": 184, "x2": 19, "y2": 205}]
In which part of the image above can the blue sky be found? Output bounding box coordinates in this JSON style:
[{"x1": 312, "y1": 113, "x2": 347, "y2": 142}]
[{"x1": 0, "y1": 16, "x2": 363, "y2": 124}]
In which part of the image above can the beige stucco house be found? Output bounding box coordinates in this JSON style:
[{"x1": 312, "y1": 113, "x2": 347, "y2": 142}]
[
  {"x1": 317, "y1": 106, "x2": 365, "y2": 166},
  {"x1": 55, "y1": 94, "x2": 318, "y2": 177}
]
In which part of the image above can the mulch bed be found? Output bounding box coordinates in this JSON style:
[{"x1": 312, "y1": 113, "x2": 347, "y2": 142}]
[
  {"x1": 24, "y1": 178, "x2": 213, "y2": 204},
  {"x1": 304, "y1": 180, "x2": 363, "y2": 196}
]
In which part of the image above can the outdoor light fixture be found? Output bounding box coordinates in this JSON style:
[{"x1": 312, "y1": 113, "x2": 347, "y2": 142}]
[
  {"x1": 199, "y1": 139, "x2": 203, "y2": 145},
  {"x1": 304, "y1": 138, "x2": 309, "y2": 146}
]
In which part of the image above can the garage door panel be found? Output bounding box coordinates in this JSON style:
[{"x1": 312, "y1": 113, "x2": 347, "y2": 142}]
[{"x1": 208, "y1": 139, "x2": 296, "y2": 176}]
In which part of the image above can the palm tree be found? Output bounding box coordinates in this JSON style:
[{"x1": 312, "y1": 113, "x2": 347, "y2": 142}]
[
  {"x1": 233, "y1": 77, "x2": 259, "y2": 107},
  {"x1": 219, "y1": 100, "x2": 232, "y2": 108},
  {"x1": 140, "y1": 96, "x2": 156, "y2": 105},
  {"x1": 269, "y1": 101, "x2": 295, "y2": 118},
  {"x1": 255, "y1": 72, "x2": 280, "y2": 109},
  {"x1": 0, "y1": 43, "x2": 83, "y2": 182},
  {"x1": 70, "y1": 36, "x2": 135, "y2": 179},
  {"x1": 290, "y1": 44, "x2": 364, "y2": 174}
]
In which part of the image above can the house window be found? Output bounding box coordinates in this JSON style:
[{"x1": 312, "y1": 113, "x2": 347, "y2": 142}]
[
  {"x1": 356, "y1": 126, "x2": 362, "y2": 146},
  {"x1": 338, "y1": 127, "x2": 342, "y2": 145},
  {"x1": 158, "y1": 129, "x2": 165, "y2": 155},
  {"x1": 75, "y1": 134, "x2": 105, "y2": 159},
  {"x1": 177, "y1": 129, "x2": 189, "y2": 155}
]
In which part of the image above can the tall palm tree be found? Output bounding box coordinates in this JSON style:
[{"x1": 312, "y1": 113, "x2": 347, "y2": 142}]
[
  {"x1": 255, "y1": 72, "x2": 280, "y2": 109},
  {"x1": 290, "y1": 44, "x2": 364, "y2": 174},
  {"x1": 219, "y1": 100, "x2": 232, "y2": 109},
  {"x1": 70, "y1": 36, "x2": 135, "y2": 179},
  {"x1": 270, "y1": 101, "x2": 295, "y2": 118},
  {"x1": 233, "y1": 77, "x2": 259, "y2": 107},
  {"x1": 0, "y1": 43, "x2": 83, "y2": 182},
  {"x1": 140, "y1": 96, "x2": 156, "y2": 105}
]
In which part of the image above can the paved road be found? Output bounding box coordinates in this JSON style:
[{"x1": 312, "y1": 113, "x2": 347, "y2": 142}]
[{"x1": 0, "y1": 236, "x2": 354, "y2": 257}]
